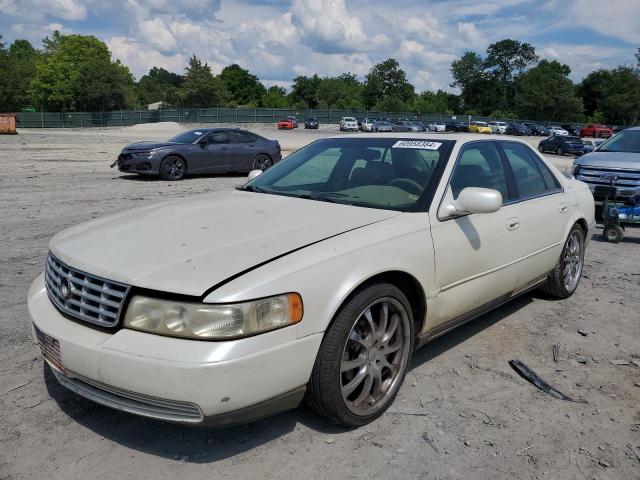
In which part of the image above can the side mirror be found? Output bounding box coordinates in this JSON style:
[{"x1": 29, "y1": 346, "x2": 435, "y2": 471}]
[
  {"x1": 247, "y1": 169, "x2": 263, "y2": 181},
  {"x1": 450, "y1": 187, "x2": 502, "y2": 215}
]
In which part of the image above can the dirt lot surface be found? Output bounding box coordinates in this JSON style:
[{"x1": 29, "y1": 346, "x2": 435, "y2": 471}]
[{"x1": 1, "y1": 124, "x2": 639, "y2": 479}]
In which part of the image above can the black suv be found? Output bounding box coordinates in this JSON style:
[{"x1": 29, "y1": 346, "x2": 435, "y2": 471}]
[{"x1": 538, "y1": 135, "x2": 584, "y2": 156}]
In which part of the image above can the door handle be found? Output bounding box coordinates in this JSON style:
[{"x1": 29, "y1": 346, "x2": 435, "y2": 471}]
[
  {"x1": 559, "y1": 204, "x2": 568, "y2": 213},
  {"x1": 220, "y1": 147, "x2": 228, "y2": 150},
  {"x1": 507, "y1": 217, "x2": 520, "y2": 231}
]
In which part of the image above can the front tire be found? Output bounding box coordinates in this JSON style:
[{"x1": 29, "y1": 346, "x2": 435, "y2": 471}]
[
  {"x1": 252, "y1": 154, "x2": 272, "y2": 171},
  {"x1": 556, "y1": 146, "x2": 564, "y2": 156},
  {"x1": 307, "y1": 283, "x2": 414, "y2": 427},
  {"x1": 159, "y1": 155, "x2": 186, "y2": 181},
  {"x1": 538, "y1": 144, "x2": 545, "y2": 153},
  {"x1": 541, "y1": 224, "x2": 585, "y2": 299}
]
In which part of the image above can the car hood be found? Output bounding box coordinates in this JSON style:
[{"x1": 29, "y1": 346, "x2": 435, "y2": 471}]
[
  {"x1": 575, "y1": 151, "x2": 640, "y2": 169},
  {"x1": 49, "y1": 190, "x2": 401, "y2": 296},
  {"x1": 123, "y1": 141, "x2": 176, "y2": 152}
]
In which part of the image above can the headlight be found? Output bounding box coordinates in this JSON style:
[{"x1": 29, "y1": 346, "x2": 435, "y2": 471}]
[
  {"x1": 133, "y1": 151, "x2": 155, "y2": 159},
  {"x1": 572, "y1": 164, "x2": 580, "y2": 176},
  {"x1": 123, "y1": 293, "x2": 303, "y2": 340}
]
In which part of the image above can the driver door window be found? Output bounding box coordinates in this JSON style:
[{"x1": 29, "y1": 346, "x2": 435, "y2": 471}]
[{"x1": 449, "y1": 143, "x2": 509, "y2": 200}]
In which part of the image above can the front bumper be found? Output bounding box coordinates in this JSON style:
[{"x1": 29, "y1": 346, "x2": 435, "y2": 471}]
[
  {"x1": 28, "y1": 274, "x2": 322, "y2": 425},
  {"x1": 114, "y1": 154, "x2": 159, "y2": 175}
]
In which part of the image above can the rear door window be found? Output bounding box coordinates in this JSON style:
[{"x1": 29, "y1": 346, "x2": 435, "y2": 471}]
[{"x1": 500, "y1": 142, "x2": 558, "y2": 199}]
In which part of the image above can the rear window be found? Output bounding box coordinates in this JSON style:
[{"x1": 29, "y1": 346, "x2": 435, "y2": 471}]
[{"x1": 565, "y1": 137, "x2": 582, "y2": 143}]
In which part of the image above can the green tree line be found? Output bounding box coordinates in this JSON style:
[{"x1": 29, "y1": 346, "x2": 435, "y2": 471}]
[{"x1": 1, "y1": 32, "x2": 639, "y2": 125}]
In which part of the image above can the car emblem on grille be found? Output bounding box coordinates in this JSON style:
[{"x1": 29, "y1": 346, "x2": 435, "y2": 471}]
[
  {"x1": 60, "y1": 278, "x2": 71, "y2": 300},
  {"x1": 599, "y1": 173, "x2": 616, "y2": 181}
]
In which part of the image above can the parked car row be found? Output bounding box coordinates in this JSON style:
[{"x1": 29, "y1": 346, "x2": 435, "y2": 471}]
[{"x1": 279, "y1": 116, "x2": 617, "y2": 141}]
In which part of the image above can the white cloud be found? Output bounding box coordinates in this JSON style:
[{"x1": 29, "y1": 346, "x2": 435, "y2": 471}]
[
  {"x1": 138, "y1": 18, "x2": 178, "y2": 53},
  {"x1": 457, "y1": 22, "x2": 487, "y2": 46},
  {"x1": 568, "y1": 0, "x2": 640, "y2": 43},
  {"x1": 1, "y1": 0, "x2": 638, "y2": 92},
  {"x1": 290, "y1": 0, "x2": 367, "y2": 53},
  {"x1": 107, "y1": 36, "x2": 185, "y2": 76}
]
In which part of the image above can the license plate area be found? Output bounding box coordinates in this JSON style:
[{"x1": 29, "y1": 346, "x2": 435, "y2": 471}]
[{"x1": 34, "y1": 324, "x2": 66, "y2": 374}]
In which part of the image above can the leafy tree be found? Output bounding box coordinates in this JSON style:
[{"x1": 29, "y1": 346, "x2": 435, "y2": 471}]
[
  {"x1": 450, "y1": 51, "x2": 494, "y2": 114},
  {"x1": 316, "y1": 73, "x2": 363, "y2": 110},
  {"x1": 515, "y1": 60, "x2": 583, "y2": 121},
  {"x1": 580, "y1": 67, "x2": 640, "y2": 125},
  {"x1": 410, "y1": 90, "x2": 454, "y2": 114},
  {"x1": 484, "y1": 39, "x2": 538, "y2": 112},
  {"x1": 30, "y1": 32, "x2": 133, "y2": 111},
  {"x1": 261, "y1": 86, "x2": 289, "y2": 108},
  {"x1": 4, "y1": 39, "x2": 40, "y2": 109},
  {"x1": 0, "y1": 35, "x2": 11, "y2": 111},
  {"x1": 363, "y1": 59, "x2": 414, "y2": 109},
  {"x1": 73, "y1": 59, "x2": 134, "y2": 111},
  {"x1": 290, "y1": 74, "x2": 321, "y2": 108},
  {"x1": 137, "y1": 67, "x2": 183, "y2": 106},
  {"x1": 177, "y1": 55, "x2": 229, "y2": 107},
  {"x1": 219, "y1": 64, "x2": 266, "y2": 105}
]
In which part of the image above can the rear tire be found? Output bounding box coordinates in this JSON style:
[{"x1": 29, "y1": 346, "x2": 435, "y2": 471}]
[
  {"x1": 307, "y1": 283, "x2": 414, "y2": 427},
  {"x1": 159, "y1": 156, "x2": 186, "y2": 181},
  {"x1": 541, "y1": 224, "x2": 585, "y2": 299},
  {"x1": 556, "y1": 146, "x2": 564, "y2": 156}
]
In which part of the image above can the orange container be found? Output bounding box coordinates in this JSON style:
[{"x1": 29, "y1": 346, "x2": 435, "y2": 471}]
[{"x1": 0, "y1": 114, "x2": 17, "y2": 134}]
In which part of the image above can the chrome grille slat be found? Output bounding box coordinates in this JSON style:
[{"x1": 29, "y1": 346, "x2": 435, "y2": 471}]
[{"x1": 44, "y1": 253, "x2": 130, "y2": 328}]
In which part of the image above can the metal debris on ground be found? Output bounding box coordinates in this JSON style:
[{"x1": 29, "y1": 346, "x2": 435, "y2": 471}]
[
  {"x1": 552, "y1": 344, "x2": 560, "y2": 363},
  {"x1": 610, "y1": 359, "x2": 631, "y2": 365},
  {"x1": 509, "y1": 359, "x2": 587, "y2": 403},
  {"x1": 629, "y1": 444, "x2": 640, "y2": 463},
  {"x1": 421, "y1": 432, "x2": 438, "y2": 453}
]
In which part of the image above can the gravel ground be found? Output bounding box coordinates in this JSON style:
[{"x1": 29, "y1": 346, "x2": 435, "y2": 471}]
[{"x1": 1, "y1": 124, "x2": 639, "y2": 480}]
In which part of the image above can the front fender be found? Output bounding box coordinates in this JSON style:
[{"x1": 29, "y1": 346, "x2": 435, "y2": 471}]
[{"x1": 203, "y1": 213, "x2": 435, "y2": 339}]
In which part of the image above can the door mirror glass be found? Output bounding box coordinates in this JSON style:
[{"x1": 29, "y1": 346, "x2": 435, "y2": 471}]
[
  {"x1": 452, "y1": 187, "x2": 502, "y2": 215},
  {"x1": 247, "y1": 169, "x2": 263, "y2": 181}
]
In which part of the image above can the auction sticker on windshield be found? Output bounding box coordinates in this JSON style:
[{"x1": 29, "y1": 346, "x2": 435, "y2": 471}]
[{"x1": 392, "y1": 140, "x2": 442, "y2": 150}]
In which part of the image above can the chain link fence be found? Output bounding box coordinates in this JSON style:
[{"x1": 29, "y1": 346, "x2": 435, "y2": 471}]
[{"x1": 12, "y1": 107, "x2": 576, "y2": 129}]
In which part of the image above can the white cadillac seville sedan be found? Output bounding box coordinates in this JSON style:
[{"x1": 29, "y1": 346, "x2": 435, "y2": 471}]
[{"x1": 28, "y1": 134, "x2": 595, "y2": 427}]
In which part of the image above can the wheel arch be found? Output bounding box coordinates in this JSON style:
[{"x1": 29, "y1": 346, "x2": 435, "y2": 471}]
[
  {"x1": 160, "y1": 152, "x2": 189, "y2": 172},
  {"x1": 328, "y1": 270, "x2": 427, "y2": 339}
]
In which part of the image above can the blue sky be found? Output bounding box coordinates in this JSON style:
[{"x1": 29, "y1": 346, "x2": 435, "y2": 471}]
[{"x1": 1, "y1": 0, "x2": 638, "y2": 91}]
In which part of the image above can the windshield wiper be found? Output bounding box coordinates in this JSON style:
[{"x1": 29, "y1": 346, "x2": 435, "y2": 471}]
[
  {"x1": 297, "y1": 193, "x2": 353, "y2": 205},
  {"x1": 236, "y1": 185, "x2": 267, "y2": 193}
]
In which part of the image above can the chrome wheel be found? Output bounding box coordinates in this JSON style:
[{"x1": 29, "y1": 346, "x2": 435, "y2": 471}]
[
  {"x1": 562, "y1": 230, "x2": 583, "y2": 291},
  {"x1": 253, "y1": 155, "x2": 272, "y2": 171},
  {"x1": 161, "y1": 157, "x2": 185, "y2": 180},
  {"x1": 340, "y1": 297, "x2": 411, "y2": 416}
]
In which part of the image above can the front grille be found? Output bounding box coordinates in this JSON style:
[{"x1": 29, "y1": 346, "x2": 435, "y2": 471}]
[
  {"x1": 52, "y1": 369, "x2": 204, "y2": 423},
  {"x1": 45, "y1": 253, "x2": 130, "y2": 328},
  {"x1": 576, "y1": 166, "x2": 640, "y2": 196}
]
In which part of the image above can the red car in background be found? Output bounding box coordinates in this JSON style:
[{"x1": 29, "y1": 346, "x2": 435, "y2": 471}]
[
  {"x1": 277, "y1": 119, "x2": 295, "y2": 130},
  {"x1": 580, "y1": 124, "x2": 613, "y2": 138}
]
